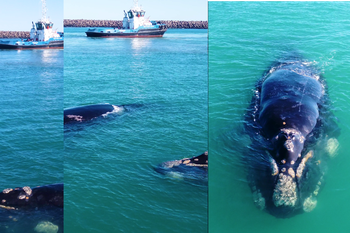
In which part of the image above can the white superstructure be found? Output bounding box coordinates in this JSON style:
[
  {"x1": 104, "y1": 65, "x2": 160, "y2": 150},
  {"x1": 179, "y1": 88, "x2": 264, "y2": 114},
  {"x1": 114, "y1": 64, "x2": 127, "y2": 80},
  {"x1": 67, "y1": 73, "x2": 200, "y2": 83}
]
[
  {"x1": 123, "y1": 0, "x2": 153, "y2": 30},
  {"x1": 29, "y1": 0, "x2": 60, "y2": 41}
]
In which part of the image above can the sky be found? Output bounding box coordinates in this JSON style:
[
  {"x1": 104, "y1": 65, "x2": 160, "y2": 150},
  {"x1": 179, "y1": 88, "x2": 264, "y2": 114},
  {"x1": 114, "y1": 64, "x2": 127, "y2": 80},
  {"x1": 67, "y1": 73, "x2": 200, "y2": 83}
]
[
  {"x1": 64, "y1": 0, "x2": 207, "y2": 21},
  {"x1": 0, "y1": 0, "x2": 207, "y2": 32},
  {"x1": 0, "y1": 0, "x2": 63, "y2": 32}
]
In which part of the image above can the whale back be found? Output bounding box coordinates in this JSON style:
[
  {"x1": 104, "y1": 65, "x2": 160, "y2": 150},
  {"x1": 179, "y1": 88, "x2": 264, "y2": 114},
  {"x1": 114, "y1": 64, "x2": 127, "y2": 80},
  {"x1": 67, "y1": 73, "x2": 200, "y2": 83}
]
[{"x1": 259, "y1": 66, "x2": 323, "y2": 138}]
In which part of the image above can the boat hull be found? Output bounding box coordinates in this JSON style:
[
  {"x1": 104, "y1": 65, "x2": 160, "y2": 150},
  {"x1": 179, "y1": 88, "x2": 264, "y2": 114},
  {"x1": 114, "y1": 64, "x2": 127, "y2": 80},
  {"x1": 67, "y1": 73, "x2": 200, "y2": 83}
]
[
  {"x1": 0, "y1": 40, "x2": 63, "y2": 50},
  {"x1": 86, "y1": 28, "x2": 167, "y2": 38}
]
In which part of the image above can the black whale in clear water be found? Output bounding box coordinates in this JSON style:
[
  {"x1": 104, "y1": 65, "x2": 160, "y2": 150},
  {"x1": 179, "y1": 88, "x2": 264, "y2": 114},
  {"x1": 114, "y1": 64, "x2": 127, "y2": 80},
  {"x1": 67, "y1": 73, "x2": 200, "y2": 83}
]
[
  {"x1": 64, "y1": 104, "x2": 124, "y2": 124},
  {"x1": 244, "y1": 58, "x2": 340, "y2": 218},
  {"x1": 64, "y1": 103, "x2": 142, "y2": 124}
]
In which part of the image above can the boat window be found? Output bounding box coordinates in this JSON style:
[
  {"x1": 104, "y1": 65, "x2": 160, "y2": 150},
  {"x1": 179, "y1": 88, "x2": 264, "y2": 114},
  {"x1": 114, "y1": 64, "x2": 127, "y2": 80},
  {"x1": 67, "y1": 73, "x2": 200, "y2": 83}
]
[
  {"x1": 128, "y1": 11, "x2": 133, "y2": 18},
  {"x1": 36, "y1": 23, "x2": 43, "y2": 30},
  {"x1": 141, "y1": 12, "x2": 145, "y2": 17}
]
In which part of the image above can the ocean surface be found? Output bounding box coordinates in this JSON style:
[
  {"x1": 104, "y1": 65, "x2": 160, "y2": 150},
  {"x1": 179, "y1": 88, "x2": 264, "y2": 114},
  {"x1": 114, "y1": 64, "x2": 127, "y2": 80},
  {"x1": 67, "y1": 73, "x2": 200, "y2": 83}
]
[
  {"x1": 0, "y1": 49, "x2": 63, "y2": 232},
  {"x1": 64, "y1": 28, "x2": 208, "y2": 233},
  {"x1": 209, "y1": 1, "x2": 350, "y2": 233}
]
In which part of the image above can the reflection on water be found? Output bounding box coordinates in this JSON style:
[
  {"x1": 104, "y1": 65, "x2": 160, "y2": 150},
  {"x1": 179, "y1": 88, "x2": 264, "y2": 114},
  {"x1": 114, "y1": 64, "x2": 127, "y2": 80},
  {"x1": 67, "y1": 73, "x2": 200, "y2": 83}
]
[
  {"x1": 131, "y1": 38, "x2": 151, "y2": 51},
  {"x1": 38, "y1": 49, "x2": 63, "y2": 65}
]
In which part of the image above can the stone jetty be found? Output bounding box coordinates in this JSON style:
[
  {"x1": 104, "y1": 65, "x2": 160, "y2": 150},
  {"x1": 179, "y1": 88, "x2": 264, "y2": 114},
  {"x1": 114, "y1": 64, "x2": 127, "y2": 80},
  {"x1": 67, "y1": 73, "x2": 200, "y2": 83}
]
[
  {"x1": 0, "y1": 31, "x2": 30, "y2": 39},
  {"x1": 63, "y1": 19, "x2": 208, "y2": 29},
  {"x1": 0, "y1": 20, "x2": 207, "y2": 38}
]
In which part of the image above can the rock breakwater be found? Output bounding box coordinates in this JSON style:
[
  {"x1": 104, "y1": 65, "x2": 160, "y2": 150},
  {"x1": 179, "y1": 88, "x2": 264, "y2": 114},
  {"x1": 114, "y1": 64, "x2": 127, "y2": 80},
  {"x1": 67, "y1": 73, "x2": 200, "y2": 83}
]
[
  {"x1": 63, "y1": 19, "x2": 208, "y2": 29},
  {"x1": 0, "y1": 20, "x2": 207, "y2": 38},
  {"x1": 0, "y1": 31, "x2": 30, "y2": 39}
]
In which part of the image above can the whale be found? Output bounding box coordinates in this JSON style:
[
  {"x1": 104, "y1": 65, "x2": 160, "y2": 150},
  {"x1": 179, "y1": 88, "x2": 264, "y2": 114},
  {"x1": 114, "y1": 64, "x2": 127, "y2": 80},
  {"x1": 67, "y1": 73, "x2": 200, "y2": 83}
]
[
  {"x1": 0, "y1": 183, "x2": 63, "y2": 210},
  {"x1": 64, "y1": 103, "x2": 144, "y2": 125},
  {"x1": 244, "y1": 57, "x2": 340, "y2": 218},
  {"x1": 154, "y1": 152, "x2": 208, "y2": 182},
  {"x1": 64, "y1": 103, "x2": 125, "y2": 124}
]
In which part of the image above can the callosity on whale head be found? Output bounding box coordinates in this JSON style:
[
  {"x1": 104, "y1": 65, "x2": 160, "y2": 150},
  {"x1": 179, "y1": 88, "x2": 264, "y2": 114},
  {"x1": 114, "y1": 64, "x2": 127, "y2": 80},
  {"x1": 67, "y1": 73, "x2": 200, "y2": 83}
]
[
  {"x1": 244, "y1": 57, "x2": 340, "y2": 218},
  {"x1": 270, "y1": 129, "x2": 304, "y2": 206},
  {"x1": 0, "y1": 183, "x2": 63, "y2": 210},
  {"x1": 272, "y1": 128, "x2": 305, "y2": 168}
]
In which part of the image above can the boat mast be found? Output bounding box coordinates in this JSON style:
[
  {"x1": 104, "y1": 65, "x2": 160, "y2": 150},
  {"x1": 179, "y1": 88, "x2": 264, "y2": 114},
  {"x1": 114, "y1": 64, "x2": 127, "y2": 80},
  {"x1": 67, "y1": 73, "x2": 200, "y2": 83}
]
[
  {"x1": 41, "y1": 0, "x2": 48, "y2": 22},
  {"x1": 133, "y1": 0, "x2": 139, "y2": 8}
]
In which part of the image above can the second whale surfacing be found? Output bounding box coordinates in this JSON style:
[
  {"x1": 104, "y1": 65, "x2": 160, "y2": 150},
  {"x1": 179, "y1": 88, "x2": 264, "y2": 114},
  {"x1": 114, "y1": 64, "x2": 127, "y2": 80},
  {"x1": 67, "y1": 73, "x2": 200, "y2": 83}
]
[
  {"x1": 154, "y1": 152, "x2": 208, "y2": 183},
  {"x1": 244, "y1": 56, "x2": 340, "y2": 218}
]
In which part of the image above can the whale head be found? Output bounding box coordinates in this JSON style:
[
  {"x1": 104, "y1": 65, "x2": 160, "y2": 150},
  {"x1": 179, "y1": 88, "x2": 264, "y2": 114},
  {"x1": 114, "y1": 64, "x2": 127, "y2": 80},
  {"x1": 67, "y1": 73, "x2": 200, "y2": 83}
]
[
  {"x1": 267, "y1": 129, "x2": 312, "y2": 216},
  {"x1": 154, "y1": 152, "x2": 208, "y2": 184},
  {"x1": 273, "y1": 129, "x2": 305, "y2": 167}
]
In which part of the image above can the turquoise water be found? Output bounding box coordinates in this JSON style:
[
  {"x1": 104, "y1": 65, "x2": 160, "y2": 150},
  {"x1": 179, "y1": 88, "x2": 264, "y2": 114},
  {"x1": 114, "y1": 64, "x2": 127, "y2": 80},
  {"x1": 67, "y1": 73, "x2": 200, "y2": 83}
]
[
  {"x1": 4, "y1": 2, "x2": 350, "y2": 231},
  {"x1": 209, "y1": 1, "x2": 350, "y2": 232},
  {"x1": 64, "y1": 28, "x2": 208, "y2": 232},
  {"x1": 0, "y1": 49, "x2": 63, "y2": 232}
]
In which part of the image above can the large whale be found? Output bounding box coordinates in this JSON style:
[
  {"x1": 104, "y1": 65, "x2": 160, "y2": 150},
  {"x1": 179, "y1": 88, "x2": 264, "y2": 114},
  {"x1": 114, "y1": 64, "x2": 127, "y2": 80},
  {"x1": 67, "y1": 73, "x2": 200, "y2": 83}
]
[
  {"x1": 64, "y1": 103, "x2": 142, "y2": 124},
  {"x1": 64, "y1": 103, "x2": 123, "y2": 124},
  {"x1": 155, "y1": 152, "x2": 208, "y2": 182},
  {"x1": 244, "y1": 57, "x2": 340, "y2": 217},
  {"x1": 0, "y1": 183, "x2": 63, "y2": 210}
]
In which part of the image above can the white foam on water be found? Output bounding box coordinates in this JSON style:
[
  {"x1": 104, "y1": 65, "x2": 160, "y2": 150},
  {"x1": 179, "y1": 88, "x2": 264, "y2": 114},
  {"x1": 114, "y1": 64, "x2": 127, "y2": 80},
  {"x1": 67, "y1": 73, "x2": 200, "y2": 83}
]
[
  {"x1": 112, "y1": 105, "x2": 125, "y2": 114},
  {"x1": 165, "y1": 171, "x2": 184, "y2": 180},
  {"x1": 101, "y1": 105, "x2": 125, "y2": 118}
]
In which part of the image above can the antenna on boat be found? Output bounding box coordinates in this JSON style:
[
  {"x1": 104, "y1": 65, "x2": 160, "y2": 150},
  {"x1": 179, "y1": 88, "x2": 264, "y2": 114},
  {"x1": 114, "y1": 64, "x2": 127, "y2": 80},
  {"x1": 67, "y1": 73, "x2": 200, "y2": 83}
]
[
  {"x1": 41, "y1": 0, "x2": 48, "y2": 22},
  {"x1": 133, "y1": 0, "x2": 142, "y2": 10}
]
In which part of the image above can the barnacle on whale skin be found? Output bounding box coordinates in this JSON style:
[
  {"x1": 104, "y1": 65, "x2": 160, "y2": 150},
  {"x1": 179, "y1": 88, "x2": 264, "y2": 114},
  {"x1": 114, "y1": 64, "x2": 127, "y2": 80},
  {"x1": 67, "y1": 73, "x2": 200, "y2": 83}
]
[
  {"x1": 273, "y1": 173, "x2": 297, "y2": 207},
  {"x1": 296, "y1": 150, "x2": 313, "y2": 178}
]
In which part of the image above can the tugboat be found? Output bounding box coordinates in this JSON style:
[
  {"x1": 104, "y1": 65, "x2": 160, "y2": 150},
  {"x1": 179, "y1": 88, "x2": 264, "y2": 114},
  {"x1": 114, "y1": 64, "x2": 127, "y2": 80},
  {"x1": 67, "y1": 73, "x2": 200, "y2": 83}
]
[
  {"x1": 0, "y1": 0, "x2": 63, "y2": 50},
  {"x1": 86, "y1": 0, "x2": 167, "y2": 38}
]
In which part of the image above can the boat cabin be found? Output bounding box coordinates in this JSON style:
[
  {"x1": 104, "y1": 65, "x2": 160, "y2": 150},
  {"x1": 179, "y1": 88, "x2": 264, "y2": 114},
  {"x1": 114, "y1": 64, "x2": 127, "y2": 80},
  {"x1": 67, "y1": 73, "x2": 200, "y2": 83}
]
[
  {"x1": 36, "y1": 22, "x2": 54, "y2": 30},
  {"x1": 128, "y1": 10, "x2": 145, "y2": 18}
]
